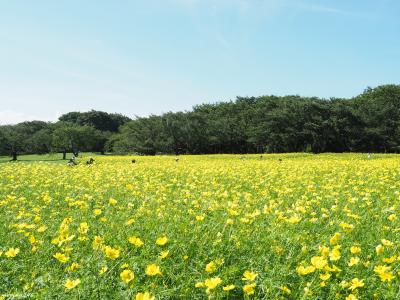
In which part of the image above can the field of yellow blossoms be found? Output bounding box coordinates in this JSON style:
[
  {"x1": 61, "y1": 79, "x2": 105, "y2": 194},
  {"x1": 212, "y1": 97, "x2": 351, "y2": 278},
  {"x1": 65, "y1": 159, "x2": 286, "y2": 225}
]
[{"x1": 1, "y1": 153, "x2": 400, "y2": 299}]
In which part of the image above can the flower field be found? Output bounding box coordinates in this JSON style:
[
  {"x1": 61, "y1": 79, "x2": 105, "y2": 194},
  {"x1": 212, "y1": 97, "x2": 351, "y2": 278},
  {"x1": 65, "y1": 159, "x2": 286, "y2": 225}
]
[{"x1": 1, "y1": 153, "x2": 400, "y2": 299}]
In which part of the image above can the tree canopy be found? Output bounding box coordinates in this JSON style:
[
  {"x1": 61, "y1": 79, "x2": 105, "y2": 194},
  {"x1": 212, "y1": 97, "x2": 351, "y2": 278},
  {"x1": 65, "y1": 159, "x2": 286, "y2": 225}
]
[{"x1": 0, "y1": 85, "x2": 399, "y2": 159}]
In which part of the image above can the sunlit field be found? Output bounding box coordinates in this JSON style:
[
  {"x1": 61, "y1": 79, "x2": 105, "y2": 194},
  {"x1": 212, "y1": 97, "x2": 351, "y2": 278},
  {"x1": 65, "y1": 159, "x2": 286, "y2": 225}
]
[{"x1": 1, "y1": 153, "x2": 400, "y2": 299}]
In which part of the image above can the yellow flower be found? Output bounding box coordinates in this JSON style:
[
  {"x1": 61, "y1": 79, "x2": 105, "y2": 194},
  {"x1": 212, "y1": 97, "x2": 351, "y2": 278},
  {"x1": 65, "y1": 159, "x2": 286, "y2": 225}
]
[
  {"x1": 348, "y1": 278, "x2": 364, "y2": 291},
  {"x1": 205, "y1": 261, "x2": 217, "y2": 273},
  {"x1": 329, "y1": 246, "x2": 341, "y2": 261},
  {"x1": 120, "y1": 263, "x2": 129, "y2": 269},
  {"x1": 226, "y1": 218, "x2": 234, "y2": 225},
  {"x1": 195, "y1": 282, "x2": 204, "y2": 288},
  {"x1": 374, "y1": 265, "x2": 395, "y2": 282},
  {"x1": 135, "y1": 292, "x2": 155, "y2": 300},
  {"x1": 204, "y1": 277, "x2": 222, "y2": 290},
  {"x1": 120, "y1": 269, "x2": 134, "y2": 283},
  {"x1": 243, "y1": 283, "x2": 256, "y2": 295},
  {"x1": 159, "y1": 250, "x2": 169, "y2": 259},
  {"x1": 109, "y1": 198, "x2": 118, "y2": 205},
  {"x1": 78, "y1": 222, "x2": 89, "y2": 234},
  {"x1": 53, "y1": 252, "x2": 69, "y2": 263},
  {"x1": 280, "y1": 285, "x2": 291, "y2": 294},
  {"x1": 381, "y1": 239, "x2": 393, "y2": 247},
  {"x1": 156, "y1": 236, "x2": 168, "y2": 246},
  {"x1": 350, "y1": 246, "x2": 361, "y2": 254},
  {"x1": 92, "y1": 236, "x2": 104, "y2": 250},
  {"x1": 64, "y1": 278, "x2": 81, "y2": 290},
  {"x1": 319, "y1": 273, "x2": 331, "y2": 281},
  {"x1": 348, "y1": 257, "x2": 360, "y2": 267},
  {"x1": 196, "y1": 215, "x2": 204, "y2": 221},
  {"x1": 383, "y1": 256, "x2": 397, "y2": 264},
  {"x1": 376, "y1": 244, "x2": 384, "y2": 255},
  {"x1": 5, "y1": 247, "x2": 20, "y2": 258},
  {"x1": 104, "y1": 246, "x2": 120, "y2": 260},
  {"x1": 311, "y1": 256, "x2": 327, "y2": 269},
  {"x1": 99, "y1": 266, "x2": 108, "y2": 275},
  {"x1": 388, "y1": 214, "x2": 396, "y2": 221},
  {"x1": 145, "y1": 264, "x2": 162, "y2": 276},
  {"x1": 66, "y1": 262, "x2": 80, "y2": 272},
  {"x1": 242, "y1": 270, "x2": 258, "y2": 281},
  {"x1": 330, "y1": 232, "x2": 341, "y2": 245},
  {"x1": 37, "y1": 225, "x2": 47, "y2": 232},
  {"x1": 319, "y1": 245, "x2": 330, "y2": 257},
  {"x1": 223, "y1": 284, "x2": 235, "y2": 291},
  {"x1": 346, "y1": 294, "x2": 357, "y2": 300},
  {"x1": 93, "y1": 209, "x2": 102, "y2": 216},
  {"x1": 324, "y1": 264, "x2": 341, "y2": 273},
  {"x1": 297, "y1": 265, "x2": 315, "y2": 275},
  {"x1": 125, "y1": 218, "x2": 135, "y2": 225},
  {"x1": 128, "y1": 236, "x2": 144, "y2": 247}
]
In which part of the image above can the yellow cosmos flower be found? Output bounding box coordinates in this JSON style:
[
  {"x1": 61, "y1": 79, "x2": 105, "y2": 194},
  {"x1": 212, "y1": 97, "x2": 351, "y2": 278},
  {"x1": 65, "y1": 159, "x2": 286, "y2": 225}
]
[
  {"x1": 348, "y1": 278, "x2": 364, "y2": 291},
  {"x1": 159, "y1": 250, "x2": 169, "y2": 259},
  {"x1": 311, "y1": 256, "x2": 327, "y2": 269},
  {"x1": 109, "y1": 198, "x2": 118, "y2": 205},
  {"x1": 381, "y1": 239, "x2": 393, "y2": 247},
  {"x1": 280, "y1": 286, "x2": 291, "y2": 294},
  {"x1": 78, "y1": 222, "x2": 89, "y2": 234},
  {"x1": 330, "y1": 232, "x2": 341, "y2": 245},
  {"x1": 329, "y1": 246, "x2": 341, "y2": 261},
  {"x1": 37, "y1": 225, "x2": 47, "y2": 232},
  {"x1": 346, "y1": 294, "x2": 357, "y2": 300},
  {"x1": 297, "y1": 265, "x2": 315, "y2": 275},
  {"x1": 376, "y1": 244, "x2": 384, "y2": 255},
  {"x1": 319, "y1": 245, "x2": 330, "y2": 257},
  {"x1": 204, "y1": 277, "x2": 222, "y2": 290},
  {"x1": 348, "y1": 257, "x2": 360, "y2": 267},
  {"x1": 196, "y1": 215, "x2": 204, "y2": 221},
  {"x1": 120, "y1": 269, "x2": 134, "y2": 283},
  {"x1": 156, "y1": 236, "x2": 168, "y2": 246},
  {"x1": 66, "y1": 262, "x2": 80, "y2": 272},
  {"x1": 104, "y1": 246, "x2": 120, "y2": 260},
  {"x1": 134, "y1": 292, "x2": 155, "y2": 300},
  {"x1": 128, "y1": 236, "x2": 144, "y2": 247},
  {"x1": 223, "y1": 284, "x2": 235, "y2": 291},
  {"x1": 242, "y1": 270, "x2": 258, "y2": 281},
  {"x1": 125, "y1": 218, "x2": 135, "y2": 225},
  {"x1": 64, "y1": 278, "x2": 81, "y2": 290},
  {"x1": 383, "y1": 256, "x2": 397, "y2": 264},
  {"x1": 374, "y1": 265, "x2": 395, "y2": 282},
  {"x1": 5, "y1": 247, "x2": 20, "y2": 258},
  {"x1": 195, "y1": 282, "x2": 204, "y2": 288},
  {"x1": 145, "y1": 264, "x2": 162, "y2": 276},
  {"x1": 205, "y1": 261, "x2": 217, "y2": 273},
  {"x1": 319, "y1": 273, "x2": 331, "y2": 281},
  {"x1": 350, "y1": 246, "x2": 361, "y2": 254},
  {"x1": 99, "y1": 266, "x2": 108, "y2": 275},
  {"x1": 243, "y1": 283, "x2": 256, "y2": 295},
  {"x1": 93, "y1": 209, "x2": 102, "y2": 216},
  {"x1": 53, "y1": 252, "x2": 69, "y2": 263}
]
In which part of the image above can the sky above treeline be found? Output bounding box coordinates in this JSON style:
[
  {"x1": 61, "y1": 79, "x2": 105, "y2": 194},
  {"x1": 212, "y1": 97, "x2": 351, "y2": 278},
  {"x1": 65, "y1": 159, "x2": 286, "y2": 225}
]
[{"x1": 0, "y1": 0, "x2": 399, "y2": 124}]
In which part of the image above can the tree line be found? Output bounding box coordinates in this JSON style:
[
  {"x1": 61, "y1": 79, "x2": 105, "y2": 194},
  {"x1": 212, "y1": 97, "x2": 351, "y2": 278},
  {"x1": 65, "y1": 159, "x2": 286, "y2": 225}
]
[{"x1": 1, "y1": 84, "x2": 399, "y2": 160}]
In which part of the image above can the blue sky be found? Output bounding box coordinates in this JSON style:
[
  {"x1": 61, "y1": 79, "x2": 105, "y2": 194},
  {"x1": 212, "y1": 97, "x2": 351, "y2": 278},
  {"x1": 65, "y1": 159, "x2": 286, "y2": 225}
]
[{"x1": 0, "y1": 0, "x2": 399, "y2": 124}]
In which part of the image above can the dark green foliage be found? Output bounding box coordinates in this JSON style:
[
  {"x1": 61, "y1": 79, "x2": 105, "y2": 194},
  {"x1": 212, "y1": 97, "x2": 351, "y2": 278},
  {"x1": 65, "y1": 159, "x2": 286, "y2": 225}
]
[
  {"x1": 58, "y1": 110, "x2": 131, "y2": 132},
  {"x1": 0, "y1": 84, "x2": 399, "y2": 157}
]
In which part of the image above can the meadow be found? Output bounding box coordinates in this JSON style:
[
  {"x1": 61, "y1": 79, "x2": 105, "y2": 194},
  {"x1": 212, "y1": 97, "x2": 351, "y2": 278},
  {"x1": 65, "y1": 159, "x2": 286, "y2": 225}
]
[{"x1": 0, "y1": 153, "x2": 400, "y2": 299}]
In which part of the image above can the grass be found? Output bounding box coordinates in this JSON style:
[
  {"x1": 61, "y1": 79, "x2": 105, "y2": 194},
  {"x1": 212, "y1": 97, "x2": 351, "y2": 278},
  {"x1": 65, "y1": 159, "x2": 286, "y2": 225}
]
[
  {"x1": 0, "y1": 153, "x2": 99, "y2": 164},
  {"x1": 0, "y1": 153, "x2": 400, "y2": 299}
]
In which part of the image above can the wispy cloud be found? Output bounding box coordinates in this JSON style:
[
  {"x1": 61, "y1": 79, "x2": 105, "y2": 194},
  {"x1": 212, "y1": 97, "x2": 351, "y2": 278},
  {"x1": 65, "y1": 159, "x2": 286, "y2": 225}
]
[{"x1": 303, "y1": 4, "x2": 352, "y2": 15}]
